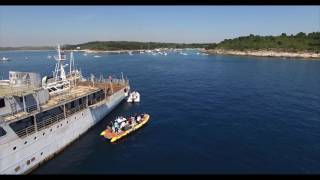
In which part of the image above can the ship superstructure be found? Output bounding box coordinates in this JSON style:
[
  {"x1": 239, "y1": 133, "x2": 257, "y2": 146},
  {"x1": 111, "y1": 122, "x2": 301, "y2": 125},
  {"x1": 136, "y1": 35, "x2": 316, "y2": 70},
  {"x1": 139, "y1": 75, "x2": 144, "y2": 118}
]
[{"x1": 0, "y1": 45, "x2": 130, "y2": 174}]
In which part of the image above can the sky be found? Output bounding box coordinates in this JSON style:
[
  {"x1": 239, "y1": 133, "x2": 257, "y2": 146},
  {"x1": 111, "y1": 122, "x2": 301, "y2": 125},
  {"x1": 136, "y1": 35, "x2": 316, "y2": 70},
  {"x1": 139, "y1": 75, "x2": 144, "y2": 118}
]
[{"x1": 0, "y1": 6, "x2": 319, "y2": 47}]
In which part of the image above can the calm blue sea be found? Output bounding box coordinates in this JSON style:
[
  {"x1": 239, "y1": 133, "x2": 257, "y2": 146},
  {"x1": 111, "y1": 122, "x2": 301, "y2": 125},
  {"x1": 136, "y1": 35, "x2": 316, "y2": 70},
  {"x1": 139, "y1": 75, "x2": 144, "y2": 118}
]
[{"x1": 1, "y1": 50, "x2": 320, "y2": 174}]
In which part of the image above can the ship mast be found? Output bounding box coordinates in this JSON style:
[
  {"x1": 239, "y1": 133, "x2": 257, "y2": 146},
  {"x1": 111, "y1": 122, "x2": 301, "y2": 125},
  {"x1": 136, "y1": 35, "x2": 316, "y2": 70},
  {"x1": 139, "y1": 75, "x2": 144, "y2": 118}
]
[
  {"x1": 69, "y1": 51, "x2": 75, "y2": 74},
  {"x1": 53, "y1": 44, "x2": 67, "y2": 81}
]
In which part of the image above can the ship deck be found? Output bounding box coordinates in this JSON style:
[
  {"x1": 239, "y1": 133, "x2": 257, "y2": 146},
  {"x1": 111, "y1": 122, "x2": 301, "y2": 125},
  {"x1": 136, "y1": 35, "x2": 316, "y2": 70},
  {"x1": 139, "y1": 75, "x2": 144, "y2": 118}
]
[
  {"x1": 40, "y1": 85, "x2": 99, "y2": 110},
  {"x1": 0, "y1": 85, "x2": 39, "y2": 97},
  {"x1": 1, "y1": 81, "x2": 127, "y2": 122}
]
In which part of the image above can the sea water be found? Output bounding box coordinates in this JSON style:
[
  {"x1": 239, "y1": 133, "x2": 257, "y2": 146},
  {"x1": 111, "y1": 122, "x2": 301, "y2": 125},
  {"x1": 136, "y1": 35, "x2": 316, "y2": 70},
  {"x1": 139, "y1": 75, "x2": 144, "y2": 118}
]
[{"x1": 1, "y1": 50, "x2": 320, "y2": 174}]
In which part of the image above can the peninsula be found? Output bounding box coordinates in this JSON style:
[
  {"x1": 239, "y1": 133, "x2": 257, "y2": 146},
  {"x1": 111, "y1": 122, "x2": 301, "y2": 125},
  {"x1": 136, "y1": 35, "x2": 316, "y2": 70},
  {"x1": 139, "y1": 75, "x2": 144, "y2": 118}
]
[
  {"x1": 2, "y1": 32, "x2": 319, "y2": 59},
  {"x1": 63, "y1": 41, "x2": 210, "y2": 51},
  {"x1": 203, "y1": 32, "x2": 320, "y2": 59}
]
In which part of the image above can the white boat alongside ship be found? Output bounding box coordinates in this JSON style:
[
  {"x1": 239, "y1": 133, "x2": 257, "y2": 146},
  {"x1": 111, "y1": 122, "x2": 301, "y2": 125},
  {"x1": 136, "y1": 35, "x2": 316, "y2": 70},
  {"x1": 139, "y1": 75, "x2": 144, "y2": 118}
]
[
  {"x1": 127, "y1": 91, "x2": 140, "y2": 103},
  {"x1": 0, "y1": 45, "x2": 130, "y2": 174}
]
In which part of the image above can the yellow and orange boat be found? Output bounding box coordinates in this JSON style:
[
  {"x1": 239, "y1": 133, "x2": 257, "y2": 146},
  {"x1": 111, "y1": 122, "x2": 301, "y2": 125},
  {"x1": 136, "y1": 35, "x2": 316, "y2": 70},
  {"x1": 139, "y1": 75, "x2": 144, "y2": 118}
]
[{"x1": 100, "y1": 114, "x2": 150, "y2": 143}]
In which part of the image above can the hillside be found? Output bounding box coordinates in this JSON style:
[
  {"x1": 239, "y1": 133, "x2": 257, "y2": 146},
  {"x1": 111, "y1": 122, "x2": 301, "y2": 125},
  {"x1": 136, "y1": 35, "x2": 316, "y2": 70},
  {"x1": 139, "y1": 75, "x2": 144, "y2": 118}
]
[
  {"x1": 63, "y1": 41, "x2": 211, "y2": 51},
  {"x1": 206, "y1": 32, "x2": 320, "y2": 53}
]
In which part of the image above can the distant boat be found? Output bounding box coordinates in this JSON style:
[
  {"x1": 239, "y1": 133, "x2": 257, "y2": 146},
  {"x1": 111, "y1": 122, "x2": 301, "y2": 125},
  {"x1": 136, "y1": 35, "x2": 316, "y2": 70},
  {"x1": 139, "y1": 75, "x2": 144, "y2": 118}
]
[
  {"x1": 163, "y1": 52, "x2": 168, "y2": 56},
  {"x1": 128, "y1": 51, "x2": 133, "y2": 56},
  {"x1": 94, "y1": 55, "x2": 101, "y2": 58},
  {"x1": 202, "y1": 53, "x2": 209, "y2": 56},
  {"x1": 83, "y1": 53, "x2": 88, "y2": 56},
  {"x1": 196, "y1": 52, "x2": 201, "y2": 55},
  {"x1": 1, "y1": 57, "x2": 10, "y2": 61},
  {"x1": 25, "y1": 57, "x2": 29, "y2": 60},
  {"x1": 180, "y1": 52, "x2": 188, "y2": 56}
]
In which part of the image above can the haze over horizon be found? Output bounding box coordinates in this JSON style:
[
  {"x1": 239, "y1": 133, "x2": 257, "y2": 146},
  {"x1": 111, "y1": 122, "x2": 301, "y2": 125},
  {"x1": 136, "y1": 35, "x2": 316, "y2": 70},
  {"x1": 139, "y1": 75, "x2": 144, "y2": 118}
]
[{"x1": 0, "y1": 6, "x2": 319, "y2": 47}]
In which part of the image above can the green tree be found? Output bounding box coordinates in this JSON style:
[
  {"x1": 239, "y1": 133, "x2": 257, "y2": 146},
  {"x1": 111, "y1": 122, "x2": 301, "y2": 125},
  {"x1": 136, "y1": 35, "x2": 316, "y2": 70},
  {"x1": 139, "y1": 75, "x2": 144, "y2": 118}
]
[
  {"x1": 296, "y1": 32, "x2": 306, "y2": 38},
  {"x1": 206, "y1": 32, "x2": 319, "y2": 53}
]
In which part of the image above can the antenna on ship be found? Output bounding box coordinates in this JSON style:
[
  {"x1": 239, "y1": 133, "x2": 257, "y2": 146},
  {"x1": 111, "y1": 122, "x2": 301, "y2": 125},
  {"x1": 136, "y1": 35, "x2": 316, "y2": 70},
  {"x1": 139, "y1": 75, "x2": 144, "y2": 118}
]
[
  {"x1": 121, "y1": 72, "x2": 124, "y2": 84},
  {"x1": 69, "y1": 51, "x2": 78, "y2": 87},
  {"x1": 53, "y1": 44, "x2": 67, "y2": 81},
  {"x1": 70, "y1": 51, "x2": 74, "y2": 74}
]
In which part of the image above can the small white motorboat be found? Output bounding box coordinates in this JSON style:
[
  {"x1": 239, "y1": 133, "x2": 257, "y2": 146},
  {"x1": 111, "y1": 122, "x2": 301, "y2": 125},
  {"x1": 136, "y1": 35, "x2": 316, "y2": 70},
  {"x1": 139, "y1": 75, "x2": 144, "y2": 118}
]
[
  {"x1": 1, "y1": 57, "x2": 10, "y2": 61},
  {"x1": 94, "y1": 55, "x2": 101, "y2": 58},
  {"x1": 127, "y1": 91, "x2": 140, "y2": 103}
]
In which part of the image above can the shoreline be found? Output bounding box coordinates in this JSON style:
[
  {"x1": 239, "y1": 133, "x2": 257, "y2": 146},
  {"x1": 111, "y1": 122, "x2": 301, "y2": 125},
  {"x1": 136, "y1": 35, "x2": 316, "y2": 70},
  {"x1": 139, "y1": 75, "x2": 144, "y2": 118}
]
[
  {"x1": 68, "y1": 48, "x2": 197, "y2": 53},
  {"x1": 0, "y1": 49, "x2": 54, "y2": 52},
  {"x1": 69, "y1": 49, "x2": 147, "y2": 53},
  {"x1": 0, "y1": 48, "x2": 202, "y2": 53},
  {"x1": 202, "y1": 49, "x2": 320, "y2": 60}
]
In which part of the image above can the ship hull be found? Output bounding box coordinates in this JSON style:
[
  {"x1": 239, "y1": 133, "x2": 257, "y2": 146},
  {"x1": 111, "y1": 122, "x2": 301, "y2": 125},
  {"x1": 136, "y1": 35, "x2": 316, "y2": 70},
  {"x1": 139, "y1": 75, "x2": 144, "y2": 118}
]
[{"x1": 0, "y1": 87, "x2": 128, "y2": 174}]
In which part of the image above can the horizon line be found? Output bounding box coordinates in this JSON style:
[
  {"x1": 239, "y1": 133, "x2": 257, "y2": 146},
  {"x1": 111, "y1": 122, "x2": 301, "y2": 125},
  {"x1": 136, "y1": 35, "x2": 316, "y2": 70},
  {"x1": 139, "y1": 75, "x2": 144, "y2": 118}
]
[{"x1": 1, "y1": 31, "x2": 318, "y2": 48}]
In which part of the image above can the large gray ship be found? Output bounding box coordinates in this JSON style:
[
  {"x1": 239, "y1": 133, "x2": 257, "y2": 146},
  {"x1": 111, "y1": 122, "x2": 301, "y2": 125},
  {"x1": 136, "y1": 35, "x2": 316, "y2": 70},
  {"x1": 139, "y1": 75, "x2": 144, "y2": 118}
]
[{"x1": 0, "y1": 45, "x2": 130, "y2": 174}]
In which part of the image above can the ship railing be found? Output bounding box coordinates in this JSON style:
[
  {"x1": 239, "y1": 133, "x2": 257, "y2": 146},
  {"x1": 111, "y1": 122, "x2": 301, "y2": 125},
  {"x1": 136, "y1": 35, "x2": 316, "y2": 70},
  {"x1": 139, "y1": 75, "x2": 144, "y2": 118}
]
[
  {"x1": 88, "y1": 99, "x2": 96, "y2": 106},
  {"x1": 15, "y1": 125, "x2": 36, "y2": 138},
  {"x1": 66, "y1": 104, "x2": 87, "y2": 117},
  {"x1": 26, "y1": 104, "x2": 38, "y2": 113},
  {"x1": 88, "y1": 96, "x2": 105, "y2": 106},
  {"x1": 103, "y1": 78, "x2": 127, "y2": 85},
  {"x1": 1, "y1": 108, "x2": 24, "y2": 123},
  {"x1": 36, "y1": 113, "x2": 65, "y2": 131},
  {"x1": 8, "y1": 108, "x2": 24, "y2": 116},
  {"x1": 84, "y1": 77, "x2": 128, "y2": 86},
  {"x1": 2, "y1": 104, "x2": 38, "y2": 122}
]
